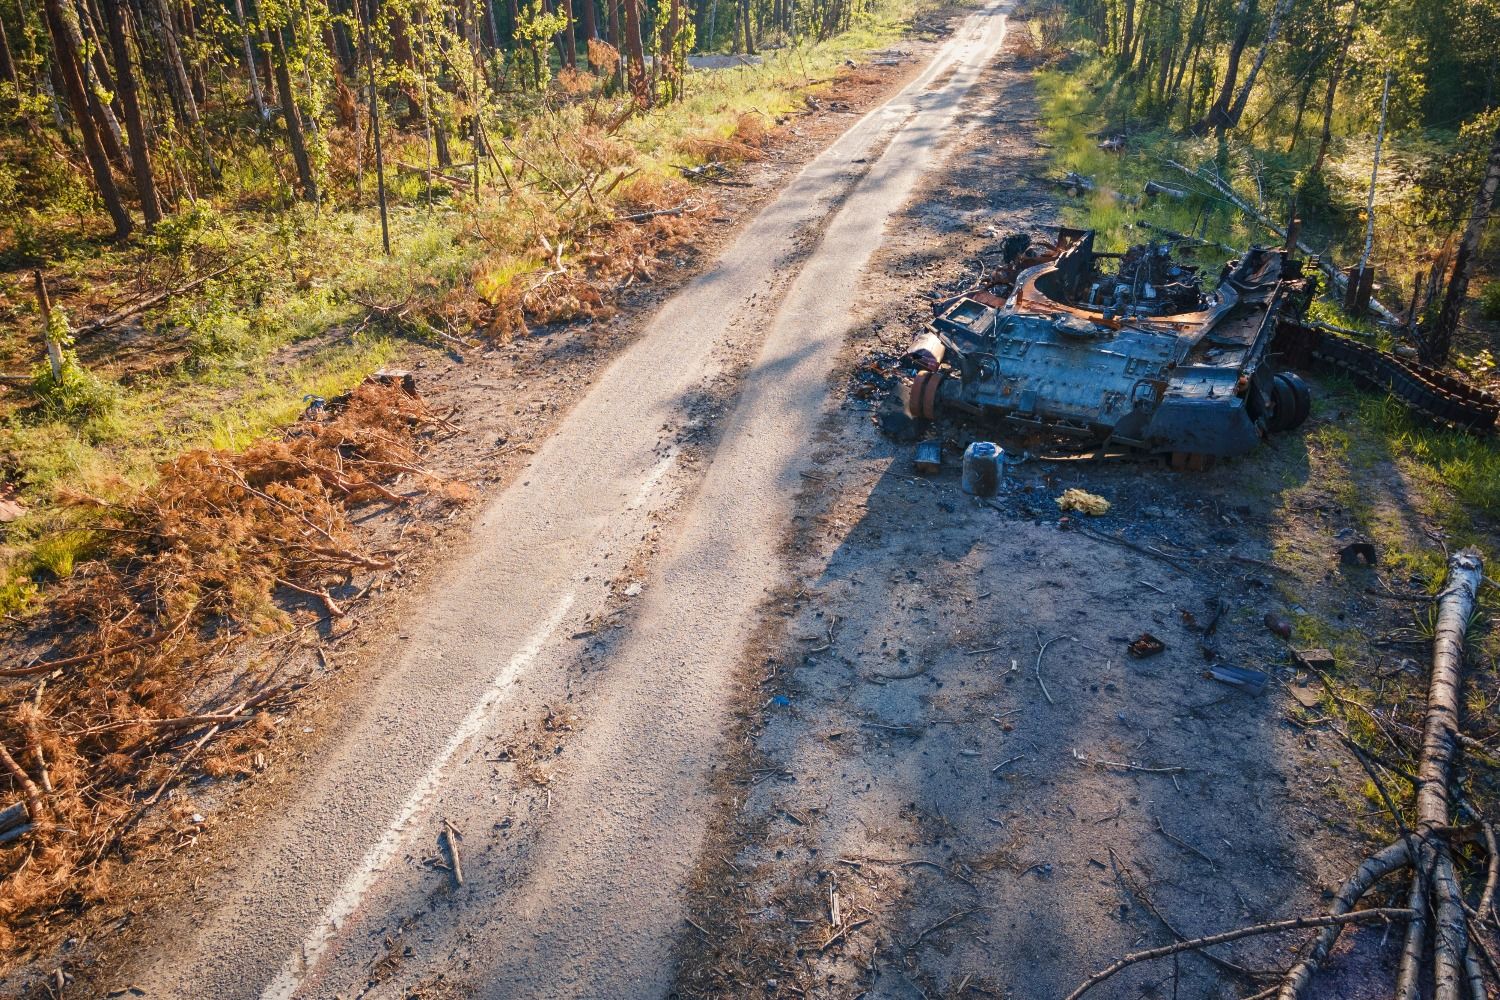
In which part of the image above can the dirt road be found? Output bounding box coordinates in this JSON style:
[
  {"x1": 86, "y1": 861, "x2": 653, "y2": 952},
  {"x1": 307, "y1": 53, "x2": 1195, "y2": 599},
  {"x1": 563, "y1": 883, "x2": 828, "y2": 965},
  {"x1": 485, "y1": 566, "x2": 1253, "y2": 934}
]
[
  {"x1": 671, "y1": 43, "x2": 1450, "y2": 1000},
  {"x1": 118, "y1": 5, "x2": 1015, "y2": 998}
]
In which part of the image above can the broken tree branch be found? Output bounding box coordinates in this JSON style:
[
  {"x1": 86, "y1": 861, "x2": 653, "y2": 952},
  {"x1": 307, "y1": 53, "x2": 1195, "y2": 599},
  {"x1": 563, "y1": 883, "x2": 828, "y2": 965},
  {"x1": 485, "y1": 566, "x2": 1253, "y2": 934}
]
[
  {"x1": 75, "y1": 256, "x2": 256, "y2": 335},
  {"x1": 1161, "y1": 158, "x2": 1401, "y2": 325},
  {"x1": 1067, "y1": 909, "x2": 1414, "y2": 1000},
  {"x1": 0, "y1": 741, "x2": 46, "y2": 824},
  {"x1": 442, "y1": 817, "x2": 464, "y2": 888}
]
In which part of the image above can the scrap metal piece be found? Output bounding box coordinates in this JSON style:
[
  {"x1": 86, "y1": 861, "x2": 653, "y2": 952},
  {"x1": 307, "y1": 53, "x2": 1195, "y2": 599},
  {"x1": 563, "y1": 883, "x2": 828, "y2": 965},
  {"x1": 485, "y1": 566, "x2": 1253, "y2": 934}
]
[
  {"x1": 913, "y1": 439, "x2": 942, "y2": 475},
  {"x1": 1128, "y1": 633, "x2": 1166, "y2": 658},
  {"x1": 1205, "y1": 665, "x2": 1269, "y2": 693}
]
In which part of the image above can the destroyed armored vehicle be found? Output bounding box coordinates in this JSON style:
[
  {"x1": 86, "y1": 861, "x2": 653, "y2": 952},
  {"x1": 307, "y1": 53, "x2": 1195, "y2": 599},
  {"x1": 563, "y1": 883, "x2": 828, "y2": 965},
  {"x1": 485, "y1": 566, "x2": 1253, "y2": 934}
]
[{"x1": 897, "y1": 229, "x2": 1498, "y2": 466}]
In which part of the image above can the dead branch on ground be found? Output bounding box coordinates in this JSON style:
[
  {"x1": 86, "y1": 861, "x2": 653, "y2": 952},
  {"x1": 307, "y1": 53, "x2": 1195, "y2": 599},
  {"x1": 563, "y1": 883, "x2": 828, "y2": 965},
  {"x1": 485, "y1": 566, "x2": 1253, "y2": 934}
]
[{"x1": 1064, "y1": 549, "x2": 1491, "y2": 1000}]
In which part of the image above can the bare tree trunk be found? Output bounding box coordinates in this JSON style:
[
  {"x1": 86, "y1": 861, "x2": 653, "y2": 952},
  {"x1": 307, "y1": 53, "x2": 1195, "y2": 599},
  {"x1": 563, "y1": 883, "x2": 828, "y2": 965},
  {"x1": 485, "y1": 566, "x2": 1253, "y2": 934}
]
[
  {"x1": 561, "y1": 0, "x2": 577, "y2": 68},
  {"x1": 1168, "y1": 0, "x2": 1207, "y2": 104},
  {"x1": 230, "y1": 0, "x2": 269, "y2": 120},
  {"x1": 607, "y1": 0, "x2": 622, "y2": 87},
  {"x1": 102, "y1": 0, "x2": 161, "y2": 227},
  {"x1": 145, "y1": 0, "x2": 199, "y2": 130},
  {"x1": 270, "y1": 22, "x2": 317, "y2": 201},
  {"x1": 580, "y1": 0, "x2": 597, "y2": 53},
  {"x1": 1192, "y1": 0, "x2": 1255, "y2": 135},
  {"x1": 1428, "y1": 120, "x2": 1500, "y2": 363},
  {"x1": 621, "y1": 0, "x2": 648, "y2": 102},
  {"x1": 1223, "y1": 0, "x2": 1293, "y2": 129},
  {"x1": 1412, "y1": 550, "x2": 1484, "y2": 1000},
  {"x1": 77, "y1": 0, "x2": 126, "y2": 124},
  {"x1": 659, "y1": 0, "x2": 681, "y2": 100},
  {"x1": 0, "y1": 10, "x2": 21, "y2": 102},
  {"x1": 33, "y1": 271, "x2": 66, "y2": 380},
  {"x1": 54, "y1": 0, "x2": 127, "y2": 166},
  {"x1": 1286, "y1": 64, "x2": 1319, "y2": 153},
  {"x1": 485, "y1": 0, "x2": 502, "y2": 54},
  {"x1": 43, "y1": 0, "x2": 130, "y2": 237},
  {"x1": 1311, "y1": 0, "x2": 1357, "y2": 175},
  {"x1": 354, "y1": 0, "x2": 388, "y2": 250}
]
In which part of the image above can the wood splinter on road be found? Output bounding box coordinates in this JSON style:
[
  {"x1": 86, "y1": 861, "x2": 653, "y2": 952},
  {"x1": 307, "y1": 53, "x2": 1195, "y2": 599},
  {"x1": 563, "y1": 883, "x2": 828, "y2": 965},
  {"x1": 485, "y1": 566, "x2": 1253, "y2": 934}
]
[{"x1": 442, "y1": 818, "x2": 464, "y2": 888}]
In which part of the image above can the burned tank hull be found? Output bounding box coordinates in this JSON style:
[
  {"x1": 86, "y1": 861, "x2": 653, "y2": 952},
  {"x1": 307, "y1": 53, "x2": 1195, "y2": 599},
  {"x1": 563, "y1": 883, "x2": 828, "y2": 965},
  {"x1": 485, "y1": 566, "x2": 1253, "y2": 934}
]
[{"x1": 899, "y1": 229, "x2": 1320, "y2": 462}]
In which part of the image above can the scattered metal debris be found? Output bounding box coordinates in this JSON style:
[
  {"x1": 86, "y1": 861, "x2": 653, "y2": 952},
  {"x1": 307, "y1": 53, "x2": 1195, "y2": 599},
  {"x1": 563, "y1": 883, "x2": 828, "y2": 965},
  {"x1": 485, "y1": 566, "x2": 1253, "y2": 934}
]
[
  {"x1": 1263, "y1": 613, "x2": 1293, "y2": 639},
  {"x1": 913, "y1": 439, "x2": 942, "y2": 474},
  {"x1": 960, "y1": 441, "x2": 1003, "y2": 496},
  {"x1": 1127, "y1": 633, "x2": 1166, "y2": 658},
  {"x1": 1204, "y1": 665, "x2": 1268, "y2": 694},
  {"x1": 1294, "y1": 648, "x2": 1336, "y2": 672}
]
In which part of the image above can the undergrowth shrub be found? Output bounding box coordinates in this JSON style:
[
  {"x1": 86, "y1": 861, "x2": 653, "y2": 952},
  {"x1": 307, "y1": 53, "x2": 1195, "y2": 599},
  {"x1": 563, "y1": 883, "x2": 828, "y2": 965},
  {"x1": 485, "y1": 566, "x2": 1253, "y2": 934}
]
[
  {"x1": 1481, "y1": 281, "x2": 1500, "y2": 322},
  {"x1": 31, "y1": 309, "x2": 119, "y2": 424},
  {"x1": 0, "y1": 382, "x2": 461, "y2": 949}
]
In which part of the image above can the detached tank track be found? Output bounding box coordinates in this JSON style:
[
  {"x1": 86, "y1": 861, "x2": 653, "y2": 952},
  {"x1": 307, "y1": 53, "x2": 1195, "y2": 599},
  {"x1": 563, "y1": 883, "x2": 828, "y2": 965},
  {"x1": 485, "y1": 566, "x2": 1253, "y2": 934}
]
[{"x1": 1305, "y1": 328, "x2": 1499, "y2": 433}]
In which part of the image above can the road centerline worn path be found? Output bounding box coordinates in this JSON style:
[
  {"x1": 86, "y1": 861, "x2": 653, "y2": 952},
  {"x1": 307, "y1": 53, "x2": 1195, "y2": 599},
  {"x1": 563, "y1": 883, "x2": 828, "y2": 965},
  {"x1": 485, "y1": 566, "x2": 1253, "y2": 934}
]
[{"x1": 125, "y1": 6, "x2": 1012, "y2": 996}]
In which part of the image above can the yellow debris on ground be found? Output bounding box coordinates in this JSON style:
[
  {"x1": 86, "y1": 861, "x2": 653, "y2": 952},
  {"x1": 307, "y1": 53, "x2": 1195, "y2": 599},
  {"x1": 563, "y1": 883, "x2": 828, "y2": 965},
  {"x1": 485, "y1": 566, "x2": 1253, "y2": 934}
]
[{"x1": 1056, "y1": 488, "x2": 1111, "y2": 515}]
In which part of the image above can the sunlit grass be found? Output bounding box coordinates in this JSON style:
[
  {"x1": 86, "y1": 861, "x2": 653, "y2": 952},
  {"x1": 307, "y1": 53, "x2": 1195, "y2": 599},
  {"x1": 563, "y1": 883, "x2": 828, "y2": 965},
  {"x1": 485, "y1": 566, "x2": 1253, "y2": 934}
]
[{"x1": 0, "y1": 0, "x2": 931, "y2": 615}]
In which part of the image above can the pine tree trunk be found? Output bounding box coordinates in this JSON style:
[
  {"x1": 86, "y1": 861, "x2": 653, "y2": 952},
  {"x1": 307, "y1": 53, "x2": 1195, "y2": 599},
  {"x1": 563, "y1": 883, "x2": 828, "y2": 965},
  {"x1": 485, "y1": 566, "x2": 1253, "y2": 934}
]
[
  {"x1": 54, "y1": 0, "x2": 127, "y2": 167},
  {"x1": 659, "y1": 0, "x2": 681, "y2": 100},
  {"x1": 1428, "y1": 121, "x2": 1500, "y2": 364},
  {"x1": 621, "y1": 0, "x2": 648, "y2": 102},
  {"x1": 230, "y1": 0, "x2": 269, "y2": 119},
  {"x1": 80, "y1": 0, "x2": 125, "y2": 119},
  {"x1": 607, "y1": 0, "x2": 622, "y2": 88},
  {"x1": 356, "y1": 0, "x2": 389, "y2": 252},
  {"x1": 0, "y1": 10, "x2": 21, "y2": 101},
  {"x1": 43, "y1": 0, "x2": 131, "y2": 238},
  {"x1": 1311, "y1": 0, "x2": 1356, "y2": 176},
  {"x1": 561, "y1": 0, "x2": 577, "y2": 68},
  {"x1": 102, "y1": 0, "x2": 162, "y2": 227},
  {"x1": 1192, "y1": 0, "x2": 1255, "y2": 136},
  {"x1": 271, "y1": 22, "x2": 318, "y2": 201},
  {"x1": 581, "y1": 0, "x2": 597, "y2": 52}
]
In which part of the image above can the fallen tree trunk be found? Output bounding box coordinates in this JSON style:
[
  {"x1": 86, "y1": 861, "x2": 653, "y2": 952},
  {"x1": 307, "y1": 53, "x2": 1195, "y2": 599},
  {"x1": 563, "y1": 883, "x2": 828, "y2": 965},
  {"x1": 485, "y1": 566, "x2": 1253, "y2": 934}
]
[{"x1": 1280, "y1": 548, "x2": 1485, "y2": 1000}]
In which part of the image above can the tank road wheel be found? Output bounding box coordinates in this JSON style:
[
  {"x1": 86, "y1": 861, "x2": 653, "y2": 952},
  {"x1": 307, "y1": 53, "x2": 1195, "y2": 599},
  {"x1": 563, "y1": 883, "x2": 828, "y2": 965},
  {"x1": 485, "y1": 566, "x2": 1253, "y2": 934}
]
[
  {"x1": 905, "y1": 370, "x2": 943, "y2": 420},
  {"x1": 1268, "y1": 374, "x2": 1298, "y2": 432},
  {"x1": 1284, "y1": 371, "x2": 1312, "y2": 427},
  {"x1": 1269, "y1": 372, "x2": 1311, "y2": 432}
]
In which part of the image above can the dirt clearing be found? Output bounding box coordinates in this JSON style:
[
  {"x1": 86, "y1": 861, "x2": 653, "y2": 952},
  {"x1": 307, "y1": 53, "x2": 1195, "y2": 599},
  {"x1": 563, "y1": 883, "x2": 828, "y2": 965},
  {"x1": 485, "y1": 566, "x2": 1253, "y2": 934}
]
[{"x1": 674, "y1": 29, "x2": 1500, "y2": 1000}]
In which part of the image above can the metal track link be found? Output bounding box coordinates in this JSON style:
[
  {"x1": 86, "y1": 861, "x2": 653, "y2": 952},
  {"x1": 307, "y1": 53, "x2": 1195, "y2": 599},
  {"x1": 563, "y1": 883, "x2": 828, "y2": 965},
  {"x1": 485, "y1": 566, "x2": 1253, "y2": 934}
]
[{"x1": 1302, "y1": 327, "x2": 1499, "y2": 433}]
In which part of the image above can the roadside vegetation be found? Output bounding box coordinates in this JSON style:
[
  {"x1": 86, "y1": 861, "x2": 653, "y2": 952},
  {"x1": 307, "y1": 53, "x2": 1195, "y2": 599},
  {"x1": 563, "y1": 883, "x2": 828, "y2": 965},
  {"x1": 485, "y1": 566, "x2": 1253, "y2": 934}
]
[{"x1": 0, "y1": 0, "x2": 928, "y2": 961}]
